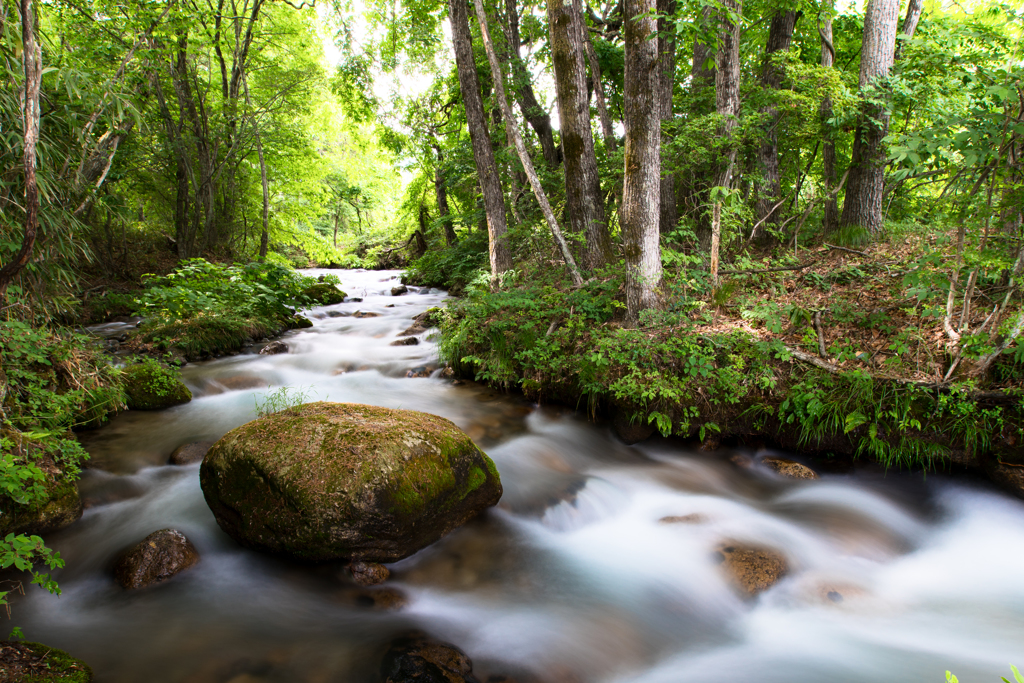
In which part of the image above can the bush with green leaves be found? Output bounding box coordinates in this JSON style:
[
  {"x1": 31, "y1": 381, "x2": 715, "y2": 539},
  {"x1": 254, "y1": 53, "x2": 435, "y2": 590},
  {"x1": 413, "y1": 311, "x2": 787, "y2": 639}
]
[{"x1": 133, "y1": 259, "x2": 340, "y2": 358}]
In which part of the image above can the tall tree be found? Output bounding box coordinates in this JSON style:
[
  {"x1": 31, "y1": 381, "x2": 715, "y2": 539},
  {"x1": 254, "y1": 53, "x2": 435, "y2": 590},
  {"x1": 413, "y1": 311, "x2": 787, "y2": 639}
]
[
  {"x1": 709, "y1": 0, "x2": 741, "y2": 285},
  {"x1": 578, "y1": 0, "x2": 617, "y2": 152},
  {"x1": 820, "y1": 3, "x2": 839, "y2": 235},
  {"x1": 838, "y1": 0, "x2": 899, "y2": 237},
  {"x1": 448, "y1": 0, "x2": 513, "y2": 277},
  {"x1": 548, "y1": 0, "x2": 612, "y2": 269},
  {"x1": 473, "y1": 0, "x2": 583, "y2": 285},
  {"x1": 657, "y1": 0, "x2": 678, "y2": 234},
  {"x1": 751, "y1": 9, "x2": 798, "y2": 242},
  {"x1": 503, "y1": 0, "x2": 560, "y2": 167},
  {"x1": 0, "y1": 0, "x2": 41, "y2": 295},
  {"x1": 622, "y1": 0, "x2": 663, "y2": 323}
]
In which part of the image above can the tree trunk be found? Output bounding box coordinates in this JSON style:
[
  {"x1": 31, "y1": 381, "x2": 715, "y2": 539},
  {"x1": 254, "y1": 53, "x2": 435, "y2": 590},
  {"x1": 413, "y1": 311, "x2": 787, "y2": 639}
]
[
  {"x1": 548, "y1": 0, "x2": 612, "y2": 270},
  {"x1": 657, "y1": 0, "x2": 678, "y2": 235},
  {"x1": 838, "y1": 0, "x2": 899, "y2": 237},
  {"x1": 433, "y1": 147, "x2": 458, "y2": 246},
  {"x1": 691, "y1": 5, "x2": 716, "y2": 93},
  {"x1": 709, "y1": 0, "x2": 741, "y2": 286},
  {"x1": 0, "y1": 0, "x2": 41, "y2": 296},
  {"x1": 243, "y1": 75, "x2": 270, "y2": 262},
  {"x1": 449, "y1": 0, "x2": 513, "y2": 277},
  {"x1": 578, "y1": 0, "x2": 616, "y2": 152},
  {"x1": 751, "y1": 10, "x2": 797, "y2": 242},
  {"x1": 473, "y1": 0, "x2": 583, "y2": 286},
  {"x1": 622, "y1": 0, "x2": 663, "y2": 323},
  {"x1": 503, "y1": 0, "x2": 560, "y2": 167},
  {"x1": 820, "y1": 5, "x2": 839, "y2": 235},
  {"x1": 894, "y1": 0, "x2": 923, "y2": 60}
]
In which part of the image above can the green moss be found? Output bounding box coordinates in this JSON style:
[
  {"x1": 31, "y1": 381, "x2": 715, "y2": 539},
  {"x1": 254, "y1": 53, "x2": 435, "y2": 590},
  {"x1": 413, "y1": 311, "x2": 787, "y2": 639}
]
[
  {"x1": 8, "y1": 641, "x2": 93, "y2": 682},
  {"x1": 0, "y1": 473, "x2": 82, "y2": 537},
  {"x1": 140, "y1": 314, "x2": 281, "y2": 359},
  {"x1": 122, "y1": 361, "x2": 191, "y2": 410},
  {"x1": 302, "y1": 283, "x2": 347, "y2": 305}
]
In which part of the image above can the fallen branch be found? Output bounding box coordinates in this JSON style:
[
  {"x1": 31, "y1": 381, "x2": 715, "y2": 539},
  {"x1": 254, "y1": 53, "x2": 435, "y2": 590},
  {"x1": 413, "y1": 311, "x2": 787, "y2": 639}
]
[
  {"x1": 719, "y1": 260, "x2": 817, "y2": 276},
  {"x1": 813, "y1": 311, "x2": 828, "y2": 359},
  {"x1": 824, "y1": 243, "x2": 869, "y2": 257}
]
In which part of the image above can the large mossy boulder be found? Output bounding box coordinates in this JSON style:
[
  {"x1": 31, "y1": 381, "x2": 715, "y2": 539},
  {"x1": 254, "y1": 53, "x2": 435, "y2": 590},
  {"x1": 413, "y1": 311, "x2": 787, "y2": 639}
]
[
  {"x1": 0, "y1": 472, "x2": 82, "y2": 538},
  {"x1": 302, "y1": 283, "x2": 347, "y2": 306},
  {"x1": 121, "y1": 362, "x2": 191, "y2": 410},
  {"x1": 199, "y1": 402, "x2": 502, "y2": 562}
]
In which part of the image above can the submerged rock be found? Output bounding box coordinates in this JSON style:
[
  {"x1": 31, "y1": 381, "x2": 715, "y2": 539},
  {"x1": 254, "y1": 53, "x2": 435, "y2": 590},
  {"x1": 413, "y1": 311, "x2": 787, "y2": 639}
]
[
  {"x1": 169, "y1": 441, "x2": 215, "y2": 466},
  {"x1": 761, "y1": 457, "x2": 819, "y2": 480},
  {"x1": 339, "y1": 586, "x2": 409, "y2": 611},
  {"x1": 391, "y1": 285, "x2": 409, "y2": 296},
  {"x1": 400, "y1": 308, "x2": 442, "y2": 336},
  {"x1": 346, "y1": 560, "x2": 390, "y2": 586},
  {"x1": 114, "y1": 529, "x2": 199, "y2": 589},
  {"x1": 259, "y1": 340, "x2": 288, "y2": 355},
  {"x1": 713, "y1": 541, "x2": 788, "y2": 597},
  {"x1": 391, "y1": 337, "x2": 419, "y2": 346},
  {"x1": 380, "y1": 632, "x2": 476, "y2": 683},
  {"x1": 199, "y1": 402, "x2": 503, "y2": 562},
  {"x1": 122, "y1": 362, "x2": 192, "y2": 410},
  {"x1": 353, "y1": 311, "x2": 381, "y2": 319},
  {"x1": 612, "y1": 412, "x2": 655, "y2": 445},
  {"x1": 406, "y1": 366, "x2": 434, "y2": 379},
  {"x1": 984, "y1": 460, "x2": 1024, "y2": 500}
]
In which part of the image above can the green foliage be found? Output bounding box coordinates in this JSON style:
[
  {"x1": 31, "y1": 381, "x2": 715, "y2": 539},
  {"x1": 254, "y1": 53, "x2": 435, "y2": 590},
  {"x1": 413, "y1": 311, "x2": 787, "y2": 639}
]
[{"x1": 255, "y1": 386, "x2": 316, "y2": 418}]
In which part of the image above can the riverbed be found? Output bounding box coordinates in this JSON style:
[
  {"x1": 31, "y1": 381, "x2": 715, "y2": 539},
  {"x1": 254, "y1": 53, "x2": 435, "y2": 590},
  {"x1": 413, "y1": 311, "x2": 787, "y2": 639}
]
[{"x1": 17, "y1": 269, "x2": 1024, "y2": 682}]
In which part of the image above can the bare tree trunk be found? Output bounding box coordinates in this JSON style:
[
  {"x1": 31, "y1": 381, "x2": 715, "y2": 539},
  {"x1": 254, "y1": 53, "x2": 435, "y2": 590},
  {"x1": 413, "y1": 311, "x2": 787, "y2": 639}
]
[
  {"x1": 894, "y1": 0, "x2": 923, "y2": 60},
  {"x1": 0, "y1": 0, "x2": 41, "y2": 296},
  {"x1": 449, "y1": 0, "x2": 513, "y2": 277},
  {"x1": 751, "y1": 10, "x2": 797, "y2": 242},
  {"x1": 657, "y1": 0, "x2": 678, "y2": 235},
  {"x1": 243, "y1": 75, "x2": 270, "y2": 262},
  {"x1": 433, "y1": 146, "x2": 458, "y2": 246},
  {"x1": 578, "y1": 0, "x2": 616, "y2": 152},
  {"x1": 691, "y1": 5, "x2": 716, "y2": 93},
  {"x1": 548, "y1": 0, "x2": 612, "y2": 270},
  {"x1": 820, "y1": 5, "x2": 839, "y2": 235},
  {"x1": 838, "y1": 0, "x2": 899, "y2": 237},
  {"x1": 503, "y1": 0, "x2": 560, "y2": 167},
  {"x1": 710, "y1": 0, "x2": 741, "y2": 286},
  {"x1": 622, "y1": 0, "x2": 663, "y2": 323},
  {"x1": 473, "y1": 0, "x2": 583, "y2": 286}
]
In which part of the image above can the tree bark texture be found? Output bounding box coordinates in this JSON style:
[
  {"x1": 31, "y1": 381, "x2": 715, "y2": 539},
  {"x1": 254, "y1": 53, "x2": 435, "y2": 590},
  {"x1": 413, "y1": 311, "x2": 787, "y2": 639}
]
[
  {"x1": 838, "y1": 0, "x2": 899, "y2": 236},
  {"x1": 751, "y1": 10, "x2": 797, "y2": 242},
  {"x1": 690, "y1": 5, "x2": 716, "y2": 94},
  {"x1": 710, "y1": 0, "x2": 741, "y2": 285},
  {"x1": 503, "y1": 0, "x2": 560, "y2": 167},
  {"x1": 657, "y1": 0, "x2": 678, "y2": 235},
  {"x1": 473, "y1": 0, "x2": 583, "y2": 286},
  {"x1": 449, "y1": 0, "x2": 513, "y2": 276},
  {"x1": 820, "y1": 6, "x2": 839, "y2": 235},
  {"x1": 622, "y1": 0, "x2": 663, "y2": 323},
  {"x1": 0, "y1": 0, "x2": 42, "y2": 295},
  {"x1": 243, "y1": 75, "x2": 270, "y2": 261},
  {"x1": 577, "y1": 0, "x2": 617, "y2": 152},
  {"x1": 548, "y1": 0, "x2": 612, "y2": 270},
  {"x1": 894, "y1": 0, "x2": 923, "y2": 60}
]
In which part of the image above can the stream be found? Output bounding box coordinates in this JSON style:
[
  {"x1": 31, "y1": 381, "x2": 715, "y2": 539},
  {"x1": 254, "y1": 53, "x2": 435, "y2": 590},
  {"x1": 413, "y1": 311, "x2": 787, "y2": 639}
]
[{"x1": 16, "y1": 269, "x2": 1024, "y2": 683}]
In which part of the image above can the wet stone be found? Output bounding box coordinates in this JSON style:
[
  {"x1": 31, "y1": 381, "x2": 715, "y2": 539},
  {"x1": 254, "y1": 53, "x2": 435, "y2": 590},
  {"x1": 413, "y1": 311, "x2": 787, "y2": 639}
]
[
  {"x1": 340, "y1": 586, "x2": 408, "y2": 611},
  {"x1": 326, "y1": 310, "x2": 351, "y2": 318},
  {"x1": 114, "y1": 529, "x2": 199, "y2": 590},
  {"x1": 353, "y1": 311, "x2": 381, "y2": 318},
  {"x1": 391, "y1": 285, "x2": 409, "y2": 296},
  {"x1": 348, "y1": 297, "x2": 363, "y2": 302},
  {"x1": 390, "y1": 337, "x2": 419, "y2": 346},
  {"x1": 380, "y1": 632, "x2": 476, "y2": 683},
  {"x1": 406, "y1": 366, "x2": 434, "y2": 378},
  {"x1": 346, "y1": 560, "x2": 390, "y2": 586},
  {"x1": 659, "y1": 514, "x2": 707, "y2": 524},
  {"x1": 713, "y1": 541, "x2": 788, "y2": 598},
  {"x1": 169, "y1": 441, "x2": 216, "y2": 465},
  {"x1": 761, "y1": 457, "x2": 819, "y2": 480}
]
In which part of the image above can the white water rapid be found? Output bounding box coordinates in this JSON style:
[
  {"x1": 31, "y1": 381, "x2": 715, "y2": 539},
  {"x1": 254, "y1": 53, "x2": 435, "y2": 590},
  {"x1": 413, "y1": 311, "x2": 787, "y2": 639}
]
[{"x1": 14, "y1": 269, "x2": 1024, "y2": 683}]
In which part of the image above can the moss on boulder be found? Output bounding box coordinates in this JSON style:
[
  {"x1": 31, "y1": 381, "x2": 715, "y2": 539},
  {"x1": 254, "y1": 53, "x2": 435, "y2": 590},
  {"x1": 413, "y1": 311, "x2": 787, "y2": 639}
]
[
  {"x1": 122, "y1": 362, "x2": 192, "y2": 410},
  {"x1": 302, "y1": 283, "x2": 347, "y2": 306},
  {"x1": 0, "y1": 641, "x2": 93, "y2": 682},
  {"x1": 0, "y1": 472, "x2": 83, "y2": 538},
  {"x1": 199, "y1": 402, "x2": 502, "y2": 562}
]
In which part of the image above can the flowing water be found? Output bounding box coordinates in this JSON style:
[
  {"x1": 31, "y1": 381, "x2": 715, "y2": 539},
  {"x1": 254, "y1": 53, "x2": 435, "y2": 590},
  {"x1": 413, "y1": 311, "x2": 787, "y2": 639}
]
[{"x1": 15, "y1": 269, "x2": 1024, "y2": 682}]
